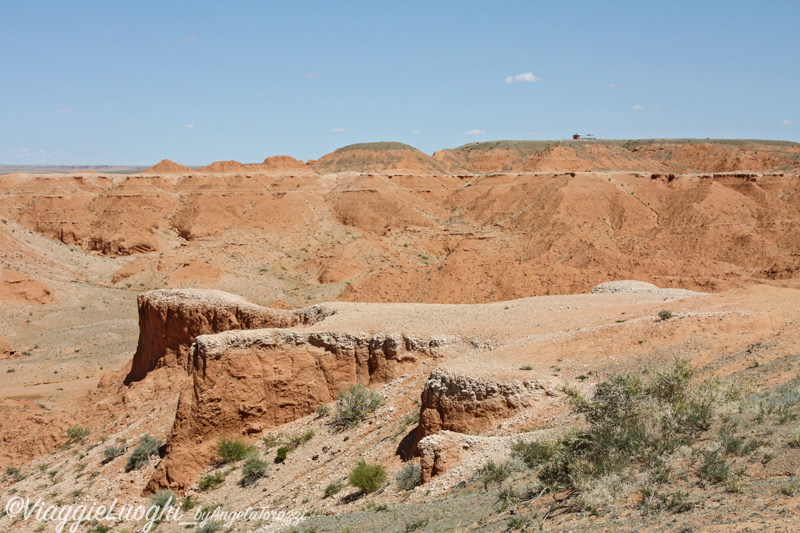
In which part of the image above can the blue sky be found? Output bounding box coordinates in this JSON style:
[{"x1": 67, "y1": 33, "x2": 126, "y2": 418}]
[{"x1": 1, "y1": 1, "x2": 798, "y2": 165}]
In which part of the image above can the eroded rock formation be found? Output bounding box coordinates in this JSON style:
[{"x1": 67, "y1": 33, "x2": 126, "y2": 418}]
[
  {"x1": 417, "y1": 368, "x2": 552, "y2": 443},
  {"x1": 125, "y1": 289, "x2": 332, "y2": 383},
  {"x1": 0, "y1": 335, "x2": 11, "y2": 359},
  {"x1": 147, "y1": 329, "x2": 441, "y2": 490}
]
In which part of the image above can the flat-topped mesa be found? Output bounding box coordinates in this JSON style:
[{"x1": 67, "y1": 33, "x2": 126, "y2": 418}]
[
  {"x1": 147, "y1": 328, "x2": 443, "y2": 491},
  {"x1": 125, "y1": 289, "x2": 332, "y2": 383}
]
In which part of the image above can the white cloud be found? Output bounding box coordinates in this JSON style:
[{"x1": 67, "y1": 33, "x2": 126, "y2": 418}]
[
  {"x1": 182, "y1": 35, "x2": 197, "y2": 41},
  {"x1": 782, "y1": 119, "x2": 794, "y2": 125},
  {"x1": 56, "y1": 108, "x2": 71, "y2": 114},
  {"x1": 184, "y1": 124, "x2": 195, "y2": 129},
  {"x1": 410, "y1": 130, "x2": 420, "y2": 135},
  {"x1": 331, "y1": 127, "x2": 345, "y2": 133},
  {"x1": 463, "y1": 129, "x2": 486, "y2": 135},
  {"x1": 632, "y1": 104, "x2": 644, "y2": 110},
  {"x1": 305, "y1": 73, "x2": 321, "y2": 79},
  {"x1": 504, "y1": 72, "x2": 541, "y2": 84},
  {"x1": 607, "y1": 83, "x2": 618, "y2": 90}
]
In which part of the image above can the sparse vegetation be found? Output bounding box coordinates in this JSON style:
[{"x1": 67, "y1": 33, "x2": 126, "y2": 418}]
[
  {"x1": 507, "y1": 359, "x2": 741, "y2": 509},
  {"x1": 149, "y1": 489, "x2": 176, "y2": 515},
  {"x1": 348, "y1": 459, "x2": 388, "y2": 493},
  {"x1": 477, "y1": 459, "x2": 524, "y2": 489},
  {"x1": 102, "y1": 445, "x2": 125, "y2": 462},
  {"x1": 215, "y1": 436, "x2": 256, "y2": 464},
  {"x1": 240, "y1": 457, "x2": 269, "y2": 487},
  {"x1": 396, "y1": 462, "x2": 421, "y2": 491},
  {"x1": 65, "y1": 425, "x2": 90, "y2": 444},
  {"x1": 125, "y1": 434, "x2": 160, "y2": 472},
  {"x1": 315, "y1": 405, "x2": 330, "y2": 418},
  {"x1": 790, "y1": 427, "x2": 800, "y2": 448},
  {"x1": 333, "y1": 384, "x2": 383, "y2": 429},
  {"x1": 195, "y1": 521, "x2": 222, "y2": 533},
  {"x1": 4, "y1": 466, "x2": 24, "y2": 482},
  {"x1": 323, "y1": 481, "x2": 343, "y2": 498},
  {"x1": 198, "y1": 471, "x2": 226, "y2": 491},
  {"x1": 658, "y1": 310, "x2": 674, "y2": 321},
  {"x1": 275, "y1": 446, "x2": 289, "y2": 463}
]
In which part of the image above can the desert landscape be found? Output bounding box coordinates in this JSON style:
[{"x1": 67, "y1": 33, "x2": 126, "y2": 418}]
[{"x1": 1, "y1": 138, "x2": 800, "y2": 532}]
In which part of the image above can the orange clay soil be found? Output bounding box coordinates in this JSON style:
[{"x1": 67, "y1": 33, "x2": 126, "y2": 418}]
[{"x1": 0, "y1": 139, "x2": 799, "y2": 532}]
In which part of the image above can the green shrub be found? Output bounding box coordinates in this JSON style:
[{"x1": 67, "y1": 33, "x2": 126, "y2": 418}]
[
  {"x1": 198, "y1": 471, "x2": 226, "y2": 491},
  {"x1": 149, "y1": 489, "x2": 175, "y2": 514},
  {"x1": 348, "y1": 459, "x2": 388, "y2": 493},
  {"x1": 66, "y1": 425, "x2": 90, "y2": 444},
  {"x1": 333, "y1": 384, "x2": 383, "y2": 429},
  {"x1": 403, "y1": 518, "x2": 429, "y2": 532},
  {"x1": 697, "y1": 450, "x2": 731, "y2": 485},
  {"x1": 240, "y1": 457, "x2": 269, "y2": 487},
  {"x1": 287, "y1": 429, "x2": 315, "y2": 449},
  {"x1": 196, "y1": 521, "x2": 222, "y2": 533},
  {"x1": 323, "y1": 481, "x2": 343, "y2": 498},
  {"x1": 658, "y1": 310, "x2": 674, "y2": 321},
  {"x1": 125, "y1": 434, "x2": 161, "y2": 472},
  {"x1": 718, "y1": 423, "x2": 742, "y2": 455},
  {"x1": 262, "y1": 434, "x2": 282, "y2": 451},
  {"x1": 395, "y1": 462, "x2": 421, "y2": 491},
  {"x1": 507, "y1": 516, "x2": 530, "y2": 530},
  {"x1": 215, "y1": 436, "x2": 256, "y2": 464},
  {"x1": 4, "y1": 466, "x2": 24, "y2": 482},
  {"x1": 275, "y1": 447, "x2": 289, "y2": 463},
  {"x1": 102, "y1": 445, "x2": 125, "y2": 462},
  {"x1": 478, "y1": 459, "x2": 524, "y2": 488},
  {"x1": 511, "y1": 359, "x2": 726, "y2": 503},
  {"x1": 315, "y1": 405, "x2": 330, "y2": 418},
  {"x1": 510, "y1": 439, "x2": 556, "y2": 469}
]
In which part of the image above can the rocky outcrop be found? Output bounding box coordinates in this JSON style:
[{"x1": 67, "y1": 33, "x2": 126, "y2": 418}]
[
  {"x1": 0, "y1": 269, "x2": 54, "y2": 305},
  {"x1": 417, "y1": 432, "x2": 464, "y2": 484},
  {"x1": 125, "y1": 289, "x2": 332, "y2": 383},
  {"x1": 417, "y1": 368, "x2": 551, "y2": 443},
  {"x1": 0, "y1": 334, "x2": 12, "y2": 359},
  {"x1": 147, "y1": 329, "x2": 442, "y2": 491}
]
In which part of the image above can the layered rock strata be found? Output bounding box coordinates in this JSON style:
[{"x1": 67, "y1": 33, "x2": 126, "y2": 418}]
[
  {"x1": 125, "y1": 289, "x2": 331, "y2": 383},
  {"x1": 417, "y1": 368, "x2": 551, "y2": 441},
  {"x1": 147, "y1": 329, "x2": 442, "y2": 490}
]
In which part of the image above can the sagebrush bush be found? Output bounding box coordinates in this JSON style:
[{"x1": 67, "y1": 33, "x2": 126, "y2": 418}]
[
  {"x1": 240, "y1": 457, "x2": 269, "y2": 487},
  {"x1": 396, "y1": 462, "x2": 421, "y2": 491},
  {"x1": 323, "y1": 481, "x2": 343, "y2": 498},
  {"x1": 198, "y1": 471, "x2": 225, "y2": 491},
  {"x1": 510, "y1": 440, "x2": 556, "y2": 469},
  {"x1": 66, "y1": 425, "x2": 90, "y2": 444},
  {"x1": 148, "y1": 489, "x2": 175, "y2": 513},
  {"x1": 349, "y1": 459, "x2": 388, "y2": 493},
  {"x1": 478, "y1": 458, "x2": 525, "y2": 488},
  {"x1": 125, "y1": 434, "x2": 160, "y2": 472},
  {"x1": 315, "y1": 405, "x2": 330, "y2": 418},
  {"x1": 658, "y1": 310, "x2": 674, "y2": 321},
  {"x1": 511, "y1": 359, "x2": 730, "y2": 501},
  {"x1": 195, "y1": 521, "x2": 222, "y2": 533},
  {"x1": 334, "y1": 384, "x2": 383, "y2": 429},
  {"x1": 215, "y1": 436, "x2": 256, "y2": 464},
  {"x1": 102, "y1": 445, "x2": 125, "y2": 462}
]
